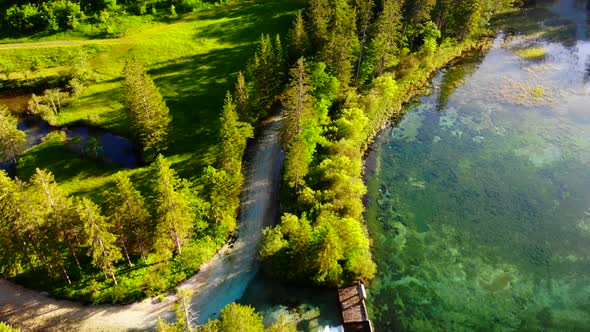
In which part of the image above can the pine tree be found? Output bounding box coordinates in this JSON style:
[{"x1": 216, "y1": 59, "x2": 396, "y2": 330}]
[
  {"x1": 354, "y1": 0, "x2": 374, "y2": 81},
  {"x1": 0, "y1": 105, "x2": 26, "y2": 164},
  {"x1": 153, "y1": 155, "x2": 194, "y2": 259},
  {"x1": 321, "y1": 0, "x2": 358, "y2": 87},
  {"x1": 233, "y1": 71, "x2": 249, "y2": 121},
  {"x1": 369, "y1": 0, "x2": 403, "y2": 75},
  {"x1": 249, "y1": 34, "x2": 276, "y2": 119},
  {"x1": 308, "y1": 0, "x2": 330, "y2": 47},
  {"x1": 281, "y1": 58, "x2": 316, "y2": 190},
  {"x1": 78, "y1": 197, "x2": 122, "y2": 285},
  {"x1": 110, "y1": 172, "x2": 151, "y2": 266},
  {"x1": 123, "y1": 59, "x2": 171, "y2": 161},
  {"x1": 281, "y1": 58, "x2": 315, "y2": 146},
  {"x1": 287, "y1": 11, "x2": 309, "y2": 62},
  {"x1": 220, "y1": 92, "x2": 253, "y2": 187},
  {"x1": 0, "y1": 172, "x2": 34, "y2": 276},
  {"x1": 30, "y1": 168, "x2": 78, "y2": 284}
]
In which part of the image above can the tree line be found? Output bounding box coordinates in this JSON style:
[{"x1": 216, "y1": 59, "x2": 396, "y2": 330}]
[
  {"x1": 0, "y1": 56, "x2": 253, "y2": 302},
  {"x1": 258, "y1": 0, "x2": 516, "y2": 287},
  {"x1": 1, "y1": 0, "x2": 229, "y2": 34},
  {"x1": 155, "y1": 294, "x2": 296, "y2": 332}
]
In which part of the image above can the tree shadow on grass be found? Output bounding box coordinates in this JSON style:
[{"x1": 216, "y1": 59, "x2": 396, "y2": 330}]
[{"x1": 194, "y1": 0, "x2": 304, "y2": 45}]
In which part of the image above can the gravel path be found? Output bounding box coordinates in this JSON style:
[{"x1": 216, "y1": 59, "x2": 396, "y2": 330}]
[{"x1": 0, "y1": 117, "x2": 284, "y2": 331}]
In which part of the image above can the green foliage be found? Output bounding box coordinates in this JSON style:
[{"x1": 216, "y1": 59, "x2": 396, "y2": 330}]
[
  {"x1": 78, "y1": 197, "x2": 122, "y2": 284},
  {"x1": 123, "y1": 59, "x2": 171, "y2": 161},
  {"x1": 153, "y1": 155, "x2": 196, "y2": 260},
  {"x1": 0, "y1": 322, "x2": 21, "y2": 332},
  {"x1": 0, "y1": 0, "x2": 301, "y2": 305},
  {"x1": 0, "y1": 105, "x2": 26, "y2": 163},
  {"x1": 202, "y1": 303, "x2": 265, "y2": 332},
  {"x1": 109, "y1": 172, "x2": 151, "y2": 264},
  {"x1": 4, "y1": 1, "x2": 82, "y2": 33},
  {"x1": 247, "y1": 34, "x2": 286, "y2": 121}
]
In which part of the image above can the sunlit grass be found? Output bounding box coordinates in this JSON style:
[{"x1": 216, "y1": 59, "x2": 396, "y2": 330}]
[{"x1": 3, "y1": 0, "x2": 304, "y2": 199}]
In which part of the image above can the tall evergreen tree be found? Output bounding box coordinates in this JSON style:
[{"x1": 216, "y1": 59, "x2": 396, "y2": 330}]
[
  {"x1": 287, "y1": 11, "x2": 309, "y2": 62},
  {"x1": 78, "y1": 197, "x2": 122, "y2": 285},
  {"x1": 30, "y1": 168, "x2": 78, "y2": 284},
  {"x1": 249, "y1": 34, "x2": 278, "y2": 120},
  {"x1": 281, "y1": 58, "x2": 316, "y2": 190},
  {"x1": 233, "y1": 71, "x2": 249, "y2": 121},
  {"x1": 110, "y1": 172, "x2": 151, "y2": 266},
  {"x1": 220, "y1": 92, "x2": 253, "y2": 186},
  {"x1": 321, "y1": 0, "x2": 358, "y2": 87},
  {"x1": 0, "y1": 172, "x2": 34, "y2": 276},
  {"x1": 281, "y1": 58, "x2": 315, "y2": 146},
  {"x1": 308, "y1": 0, "x2": 330, "y2": 47},
  {"x1": 153, "y1": 155, "x2": 194, "y2": 259},
  {"x1": 354, "y1": 0, "x2": 374, "y2": 81},
  {"x1": 369, "y1": 0, "x2": 403, "y2": 75},
  {"x1": 0, "y1": 105, "x2": 26, "y2": 164},
  {"x1": 123, "y1": 59, "x2": 171, "y2": 161}
]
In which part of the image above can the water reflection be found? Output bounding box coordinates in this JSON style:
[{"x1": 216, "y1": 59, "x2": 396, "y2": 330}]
[{"x1": 0, "y1": 94, "x2": 138, "y2": 176}]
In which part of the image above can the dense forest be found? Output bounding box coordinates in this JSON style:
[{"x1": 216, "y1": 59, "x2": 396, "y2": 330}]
[{"x1": 258, "y1": 0, "x2": 518, "y2": 287}]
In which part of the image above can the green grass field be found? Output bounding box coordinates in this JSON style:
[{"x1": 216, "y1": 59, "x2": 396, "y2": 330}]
[{"x1": 2, "y1": 0, "x2": 303, "y2": 198}]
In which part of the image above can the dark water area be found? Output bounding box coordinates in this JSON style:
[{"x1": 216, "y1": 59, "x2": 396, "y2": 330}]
[
  {"x1": 240, "y1": 273, "x2": 342, "y2": 331},
  {"x1": 0, "y1": 93, "x2": 138, "y2": 175},
  {"x1": 365, "y1": 0, "x2": 590, "y2": 330}
]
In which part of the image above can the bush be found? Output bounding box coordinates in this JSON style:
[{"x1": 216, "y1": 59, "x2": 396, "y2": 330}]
[{"x1": 174, "y1": 241, "x2": 216, "y2": 275}]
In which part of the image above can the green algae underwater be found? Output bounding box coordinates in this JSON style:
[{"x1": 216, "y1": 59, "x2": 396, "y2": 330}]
[{"x1": 364, "y1": 1, "x2": 590, "y2": 331}]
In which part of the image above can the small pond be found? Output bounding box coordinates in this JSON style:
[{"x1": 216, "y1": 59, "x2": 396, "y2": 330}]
[{"x1": 0, "y1": 93, "x2": 138, "y2": 175}]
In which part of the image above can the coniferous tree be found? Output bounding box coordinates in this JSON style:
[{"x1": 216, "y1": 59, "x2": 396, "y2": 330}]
[
  {"x1": 110, "y1": 172, "x2": 151, "y2": 265},
  {"x1": 281, "y1": 58, "x2": 316, "y2": 190},
  {"x1": 153, "y1": 155, "x2": 194, "y2": 259},
  {"x1": 281, "y1": 58, "x2": 315, "y2": 146},
  {"x1": 287, "y1": 11, "x2": 309, "y2": 62},
  {"x1": 78, "y1": 197, "x2": 122, "y2": 285},
  {"x1": 30, "y1": 168, "x2": 78, "y2": 284},
  {"x1": 0, "y1": 172, "x2": 34, "y2": 276},
  {"x1": 321, "y1": 0, "x2": 358, "y2": 87},
  {"x1": 354, "y1": 0, "x2": 374, "y2": 81},
  {"x1": 308, "y1": 0, "x2": 330, "y2": 48},
  {"x1": 404, "y1": 0, "x2": 436, "y2": 49},
  {"x1": 220, "y1": 92, "x2": 253, "y2": 187},
  {"x1": 250, "y1": 34, "x2": 277, "y2": 119},
  {"x1": 0, "y1": 105, "x2": 26, "y2": 164},
  {"x1": 369, "y1": 0, "x2": 403, "y2": 75},
  {"x1": 233, "y1": 71, "x2": 249, "y2": 121},
  {"x1": 123, "y1": 59, "x2": 171, "y2": 161}
]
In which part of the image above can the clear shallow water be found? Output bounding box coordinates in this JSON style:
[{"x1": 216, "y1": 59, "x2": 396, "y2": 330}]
[{"x1": 365, "y1": 1, "x2": 590, "y2": 331}]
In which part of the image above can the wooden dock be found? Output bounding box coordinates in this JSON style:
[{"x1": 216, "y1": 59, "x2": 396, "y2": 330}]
[{"x1": 338, "y1": 282, "x2": 374, "y2": 332}]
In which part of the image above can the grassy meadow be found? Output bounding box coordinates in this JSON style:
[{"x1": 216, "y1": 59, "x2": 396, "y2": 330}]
[{"x1": 2, "y1": 0, "x2": 303, "y2": 198}]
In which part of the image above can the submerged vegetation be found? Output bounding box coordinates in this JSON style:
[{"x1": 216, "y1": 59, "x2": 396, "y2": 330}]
[{"x1": 258, "y1": 0, "x2": 517, "y2": 287}]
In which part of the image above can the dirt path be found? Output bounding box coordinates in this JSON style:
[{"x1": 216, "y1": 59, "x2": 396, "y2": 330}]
[
  {"x1": 0, "y1": 39, "x2": 132, "y2": 50},
  {"x1": 0, "y1": 117, "x2": 284, "y2": 331}
]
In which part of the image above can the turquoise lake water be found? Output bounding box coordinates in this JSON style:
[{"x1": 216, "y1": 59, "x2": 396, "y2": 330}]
[{"x1": 365, "y1": 1, "x2": 590, "y2": 330}]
